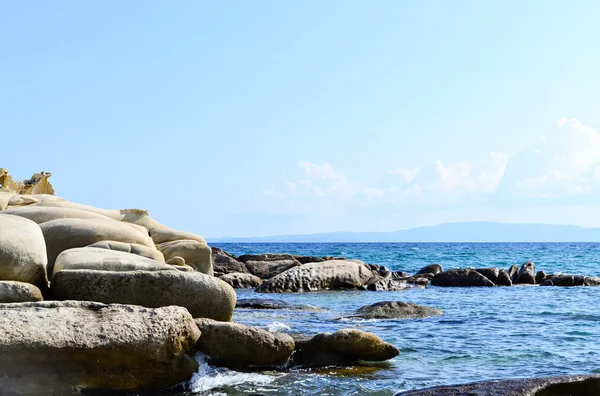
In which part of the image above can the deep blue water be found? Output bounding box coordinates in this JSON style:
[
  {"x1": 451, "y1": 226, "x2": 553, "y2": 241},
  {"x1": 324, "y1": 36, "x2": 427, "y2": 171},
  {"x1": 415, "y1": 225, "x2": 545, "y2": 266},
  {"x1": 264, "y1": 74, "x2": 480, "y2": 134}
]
[{"x1": 189, "y1": 243, "x2": 600, "y2": 396}]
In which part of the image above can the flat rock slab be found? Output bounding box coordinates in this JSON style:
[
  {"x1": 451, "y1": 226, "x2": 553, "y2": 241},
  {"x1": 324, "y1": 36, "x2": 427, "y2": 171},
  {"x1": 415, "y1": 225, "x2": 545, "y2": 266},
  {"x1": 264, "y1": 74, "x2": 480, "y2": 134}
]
[
  {"x1": 0, "y1": 301, "x2": 200, "y2": 395},
  {"x1": 353, "y1": 301, "x2": 442, "y2": 319},
  {"x1": 394, "y1": 374, "x2": 600, "y2": 395}
]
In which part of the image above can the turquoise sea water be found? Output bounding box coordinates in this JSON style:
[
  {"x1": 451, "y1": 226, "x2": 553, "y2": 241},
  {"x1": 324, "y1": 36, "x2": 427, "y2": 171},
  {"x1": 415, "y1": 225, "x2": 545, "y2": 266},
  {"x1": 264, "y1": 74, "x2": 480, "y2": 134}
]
[{"x1": 189, "y1": 243, "x2": 600, "y2": 396}]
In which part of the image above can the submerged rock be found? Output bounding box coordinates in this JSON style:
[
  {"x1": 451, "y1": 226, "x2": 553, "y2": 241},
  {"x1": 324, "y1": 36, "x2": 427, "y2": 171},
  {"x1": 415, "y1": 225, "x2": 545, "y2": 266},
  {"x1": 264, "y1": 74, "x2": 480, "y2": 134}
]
[
  {"x1": 255, "y1": 260, "x2": 373, "y2": 293},
  {"x1": 0, "y1": 301, "x2": 200, "y2": 394},
  {"x1": 394, "y1": 374, "x2": 600, "y2": 395},
  {"x1": 291, "y1": 328, "x2": 399, "y2": 367},
  {"x1": 353, "y1": 301, "x2": 442, "y2": 319},
  {"x1": 431, "y1": 269, "x2": 494, "y2": 287},
  {"x1": 219, "y1": 272, "x2": 263, "y2": 288},
  {"x1": 195, "y1": 318, "x2": 294, "y2": 369}
]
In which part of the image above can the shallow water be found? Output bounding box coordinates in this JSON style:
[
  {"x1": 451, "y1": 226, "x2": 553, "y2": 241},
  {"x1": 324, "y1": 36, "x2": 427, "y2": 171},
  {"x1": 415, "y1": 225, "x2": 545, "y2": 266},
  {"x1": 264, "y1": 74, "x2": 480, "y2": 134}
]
[{"x1": 189, "y1": 243, "x2": 600, "y2": 395}]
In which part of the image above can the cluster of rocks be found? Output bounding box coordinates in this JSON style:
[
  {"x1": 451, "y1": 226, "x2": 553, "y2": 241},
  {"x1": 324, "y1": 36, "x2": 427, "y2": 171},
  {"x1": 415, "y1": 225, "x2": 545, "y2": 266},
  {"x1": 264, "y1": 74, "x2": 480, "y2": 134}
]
[{"x1": 0, "y1": 170, "x2": 400, "y2": 394}]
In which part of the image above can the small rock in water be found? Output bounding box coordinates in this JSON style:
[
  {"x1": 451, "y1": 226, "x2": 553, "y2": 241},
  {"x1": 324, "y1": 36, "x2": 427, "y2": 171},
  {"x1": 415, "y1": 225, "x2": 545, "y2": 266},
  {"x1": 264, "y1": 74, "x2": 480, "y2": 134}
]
[
  {"x1": 354, "y1": 301, "x2": 442, "y2": 319},
  {"x1": 236, "y1": 298, "x2": 318, "y2": 310},
  {"x1": 416, "y1": 264, "x2": 443, "y2": 275}
]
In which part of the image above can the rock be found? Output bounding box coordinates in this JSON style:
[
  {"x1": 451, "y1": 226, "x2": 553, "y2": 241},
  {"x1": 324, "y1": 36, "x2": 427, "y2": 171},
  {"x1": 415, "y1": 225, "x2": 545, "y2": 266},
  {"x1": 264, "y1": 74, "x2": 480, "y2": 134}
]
[
  {"x1": 549, "y1": 275, "x2": 586, "y2": 287},
  {"x1": 0, "y1": 169, "x2": 55, "y2": 195},
  {"x1": 360, "y1": 277, "x2": 411, "y2": 291},
  {"x1": 412, "y1": 272, "x2": 434, "y2": 280},
  {"x1": 53, "y1": 247, "x2": 179, "y2": 274},
  {"x1": 167, "y1": 256, "x2": 186, "y2": 266},
  {"x1": 585, "y1": 276, "x2": 600, "y2": 286},
  {"x1": 535, "y1": 270, "x2": 547, "y2": 284},
  {"x1": 212, "y1": 247, "x2": 248, "y2": 274},
  {"x1": 474, "y1": 268, "x2": 500, "y2": 284},
  {"x1": 149, "y1": 227, "x2": 207, "y2": 245},
  {"x1": 496, "y1": 269, "x2": 512, "y2": 286},
  {"x1": 255, "y1": 260, "x2": 374, "y2": 293},
  {"x1": 393, "y1": 374, "x2": 600, "y2": 396},
  {"x1": 0, "y1": 281, "x2": 43, "y2": 303},
  {"x1": 2, "y1": 205, "x2": 114, "y2": 224},
  {"x1": 219, "y1": 272, "x2": 263, "y2": 288},
  {"x1": 539, "y1": 279, "x2": 554, "y2": 286},
  {"x1": 515, "y1": 261, "x2": 536, "y2": 285},
  {"x1": 294, "y1": 255, "x2": 325, "y2": 264},
  {"x1": 51, "y1": 269, "x2": 236, "y2": 321},
  {"x1": 416, "y1": 264, "x2": 443, "y2": 275},
  {"x1": 508, "y1": 264, "x2": 520, "y2": 282},
  {"x1": 353, "y1": 301, "x2": 442, "y2": 319},
  {"x1": 238, "y1": 254, "x2": 301, "y2": 279},
  {"x1": 236, "y1": 298, "x2": 317, "y2": 310},
  {"x1": 158, "y1": 239, "x2": 213, "y2": 275},
  {"x1": 0, "y1": 214, "x2": 48, "y2": 290},
  {"x1": 291, "y1": 329, "x2": 399, "y2": 367},
  {"x1": 195, "y1": 318, "x2": 294, "y2": 368},
  {"x1": 40, "y1": 218, "x2": 155, "y2": 276},
  {"x1": 431, "y1": 269, "x2": 495, "y2": 287},
  {"x1": 88, "y1": 240, "x2": 165, "y2": 262},
  {"x1": 0, "y1": 301, "x2": 200, "y2": 394}
]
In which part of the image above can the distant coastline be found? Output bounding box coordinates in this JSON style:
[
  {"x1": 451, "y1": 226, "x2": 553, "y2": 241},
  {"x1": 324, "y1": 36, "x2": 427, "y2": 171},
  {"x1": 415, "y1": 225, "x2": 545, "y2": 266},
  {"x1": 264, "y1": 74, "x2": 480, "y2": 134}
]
[{"x1": 207, "y1": 221, "x2": 600, "y2": 243}]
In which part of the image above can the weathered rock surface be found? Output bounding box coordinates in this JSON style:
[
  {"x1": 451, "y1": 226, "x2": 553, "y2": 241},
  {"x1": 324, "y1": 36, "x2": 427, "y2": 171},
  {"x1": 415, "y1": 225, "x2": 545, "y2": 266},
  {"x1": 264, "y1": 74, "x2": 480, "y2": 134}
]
[
  {"x1": 294, "y1": 255, "x2": 325, "y2": 264},
  {"x1": 535, "y1": 270, "x2": 547, "y2": 284},
  {"x1": 496, "y1": 269, "x2": 512, "y2": 286},
  {"x1": 212, "y1": 247, "x2": 248, "y2": 274},
  {"x1": 515, "y1": 261, "x2": 536, "y2": 285},
  {"x1": 40, "y1": 217, "x2": 155, "y2": 276},
  {"x1": 149, "y1": 227, "x2": 207, "y2": 245},
  {"x1": 0, "y1": 169, "x2": 55, "y2": 195},
  {"x1": 291, "y1": 329, "x2": 399, "y2": 367},
  {"x1": 431, "y1": 269, "x2": 495, "y2": 287},
  {"x1": 475, "y1": 268, "x2": 500, "y2": 284},
  {"x1": 255, "y1": 260, "x2": 374, "y2": 293},
  {"x1": 360, "y1": 277, "x2": 411, "y2": 291},
  {"x1": 51, "y1": 269, "x2": 236, "y2": 321},
  {"x1": 0, "y1": 214, "x2": 48, "y2": 290},
  {"x1": 393, "y1": 374, "x2": 600, "y2": 396},
  {"x1": 0, "y1": 281, "x2": 43, "y2": 303},
  {"x1": 0, "y1": 301, "x2": 200, "y2": 394},
  {"x1": 158, "y1": 239, "x2": 213, "y2": 275},
  {"x1": 236, "y1": 298, "x2": 318, "y2": 310},
  {"x1": 53, "y1": 247, "x2": 178, "y2": 274},
  {"x1": 219, "y1": 272, "x2": 263, "y2": 288},
  {"x1": 353, "y1": 301, "x2": 442, "y2": 319},
  {"x1": 508, "y1": 264, "x2": 520, "y2": 282},
  {"x1": 88, "y1": 240, "x2": 165, "y2": 262},
  {"x1": 239, "y1": 254, "x2": 302, "y2": 279},
  {"x1": 195, "y1": 318, "x2": 294, "y2": 368},
  {"x1": 2, "y1": 205, "x2": 113, "y2": 224},
  {"x1": 416, "y1": 264, "x2": 443, "y2": 275}
]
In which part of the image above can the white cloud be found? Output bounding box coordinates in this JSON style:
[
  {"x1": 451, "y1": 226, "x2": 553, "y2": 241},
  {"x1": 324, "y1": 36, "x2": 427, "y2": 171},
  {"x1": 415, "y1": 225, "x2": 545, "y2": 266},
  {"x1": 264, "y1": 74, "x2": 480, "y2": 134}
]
[{"x1": 389, "y1": 167, "x2": 420, "y2": 182}]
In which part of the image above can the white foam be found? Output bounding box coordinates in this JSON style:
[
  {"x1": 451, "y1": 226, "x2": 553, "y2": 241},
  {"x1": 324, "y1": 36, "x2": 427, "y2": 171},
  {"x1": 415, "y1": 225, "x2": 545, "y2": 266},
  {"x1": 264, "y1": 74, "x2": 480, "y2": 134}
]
[
  {"x1": 266, "y1": 321, "x2": 291, "y2": 332},
  {"x1": 189, "y1": 353, "x2": 276, "y2": 393}
]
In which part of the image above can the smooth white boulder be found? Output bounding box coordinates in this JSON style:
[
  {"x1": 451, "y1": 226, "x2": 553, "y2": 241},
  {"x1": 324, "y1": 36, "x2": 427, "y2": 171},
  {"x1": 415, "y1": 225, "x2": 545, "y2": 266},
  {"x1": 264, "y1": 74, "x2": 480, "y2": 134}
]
[{"x1": 158, "y1": 239, "x2": 213, "y2": 275}]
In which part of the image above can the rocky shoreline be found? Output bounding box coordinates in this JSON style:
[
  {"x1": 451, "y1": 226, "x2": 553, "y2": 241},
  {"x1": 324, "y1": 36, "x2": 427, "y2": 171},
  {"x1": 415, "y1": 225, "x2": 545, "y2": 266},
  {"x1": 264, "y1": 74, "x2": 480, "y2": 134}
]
[{"x1": 0, "y1": 170, "x2": 598, "y2": 395}]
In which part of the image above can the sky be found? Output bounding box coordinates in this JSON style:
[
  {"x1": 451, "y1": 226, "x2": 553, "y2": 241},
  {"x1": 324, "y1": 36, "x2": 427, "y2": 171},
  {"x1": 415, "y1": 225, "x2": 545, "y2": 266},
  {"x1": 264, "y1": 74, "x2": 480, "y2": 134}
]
[{"x1": 2, "y1": 1, "x2": 600, "y2": 237}]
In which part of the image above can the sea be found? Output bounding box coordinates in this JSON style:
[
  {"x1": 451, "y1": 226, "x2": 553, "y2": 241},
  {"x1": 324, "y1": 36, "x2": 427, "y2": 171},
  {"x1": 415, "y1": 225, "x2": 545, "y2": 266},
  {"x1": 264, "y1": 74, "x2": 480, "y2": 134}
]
[{"x1": 187, "y1": 242, "x2": 600, "y2": 396}]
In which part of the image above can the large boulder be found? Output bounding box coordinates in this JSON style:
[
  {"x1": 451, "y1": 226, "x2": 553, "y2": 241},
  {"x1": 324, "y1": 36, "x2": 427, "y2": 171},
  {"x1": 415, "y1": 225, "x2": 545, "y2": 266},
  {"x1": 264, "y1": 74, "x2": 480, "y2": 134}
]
[
  {"x1": 51, "y1": 269, "x2": 236, "y2": 321},
  {"x1": 291, "y1": 329, "x2": 399, "y2": 367},
  {"x1": 2, "y1": 206, "x2": 114, "y2": 224},
  {"x1": 88, "y1": 240, "x2": 165, "y2": 262},
  {"x1": 294, "y1": 255, "x2": 325, "y2": 264},
  {"x1": 0, "y1": 301, "x2": 200, "y2": 394},
  {"x1": 238, "y1": 254, "x2": 302, "y2": 279},
  {"x1": 158, "y1": 240, "x2": 213, "y2": 275},
  {"x1": 40, "y1": 218, "x2": 155, "y2": 276},
  {"x1": 0, "y1": 281, "x2": 43, "y2": 303},
  {"x1": 393, "y1": 374, "x2": 600, "y2": 396},
  {"x1": 149, "y1": 227, "x2": 207, "y2": 245},
  {"x1": 515, "y1": 261, "x2": 536, "y2": 285},
  {"x1": 431, "y1": 269, "x2": 495, "y2": 287},
  {"x1": 219, "y1": 272, "x2": 263, "y2": 288},
  {"x1": 0, "y1": 214, "x2": 48, "y2": 290},
  {"x1": 353, "y1": 301, "x2": 442, "y2": 319},
  {"x1": 53, "y1": 247, "x2": 178, "y2": 274},
  {"x1": 212, "y1": 247, "x2": 248, "y2": 275},
  {"x1": 195, "y1": 318, "x2": 294, "y2": 368},
  {"x1": 255, "y1": 260, "x2": 374, "y2": 293}
]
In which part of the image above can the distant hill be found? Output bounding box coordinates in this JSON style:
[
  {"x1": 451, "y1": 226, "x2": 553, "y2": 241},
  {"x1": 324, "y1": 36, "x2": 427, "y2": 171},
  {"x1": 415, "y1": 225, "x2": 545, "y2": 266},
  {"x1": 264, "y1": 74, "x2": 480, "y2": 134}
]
[{"x1": 207, "y1": 222, "x2": 600, "y2": 243}]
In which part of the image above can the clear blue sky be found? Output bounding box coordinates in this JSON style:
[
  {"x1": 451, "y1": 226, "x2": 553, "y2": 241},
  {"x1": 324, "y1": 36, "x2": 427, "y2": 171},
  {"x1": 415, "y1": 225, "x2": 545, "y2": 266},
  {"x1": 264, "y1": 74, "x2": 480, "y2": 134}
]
[{"x1": 2, "y1": 1, "x2": 600, "y2": 237}]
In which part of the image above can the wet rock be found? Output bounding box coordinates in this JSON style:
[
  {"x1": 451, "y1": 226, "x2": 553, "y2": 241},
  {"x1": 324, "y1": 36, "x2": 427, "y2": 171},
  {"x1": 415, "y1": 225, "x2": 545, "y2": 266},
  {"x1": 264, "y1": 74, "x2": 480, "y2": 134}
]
[
  {"x1": 515, "y1": 262, "x2": 536, "y2": 285},
  {"x1": 0, "y1": 281, "x2": 43, "y2": 303},
  {"x1": 416, "y1": 264, "x2": 443, "y2": 275},
  {"x1": 549, "y1": 275, "x2": 586, "y2": 287},
  {"x1": 496, "y1": 269, "x2": 512, "y2": 286},
  {"x1": 236, "y1": 298, "x2": 317, "y2": 310},
  {"x1": 219, "y1": 272, "x2": 263, "y2": 288},
  {"x1": 391, "y1": 271, "x2": 408, "y2": 279},
  {"x1": 291, "y1": 329, "x2": 399, "y2": 368},
  {"x1": 535, "y1": 270, "x2": 547, "y2": 284},
  {"x1": 474, "y1": 268, "x2": 500, "y2": 284},
  {"x1": 585, "y1": 276, "x2": 600, "y2": 286},
  {"x1": 293, "y1": 255, "x2": 325, "y2": 264},
  {"x1": 211, "y1": 247, "x2": 249, "y2": 274},
  {"x1": 360, "y1": 277, "x2": 411, "y2": 291},
  {"x1": 414, "y1": 272, "x2": 435, "y2": 280},
  {"x1": 255, "y1": 260, "x2": 373, "y2": 293},
  {"x1": 238, "y1": 254, "x2": 301, "y2": 279},
  {"x1": 195, "y1": 318, "x2": 294, "y2": 368},
  {"x1": 0, "y1": 301, "x2": 200, "y2": 394},
  {"x1": 393, "y1": 374, "x2": 600, "y2": 396},
  {"x1": 353, "y1": 301, "x2": 442, "y2": 319},
  {"x1": 431, "y1": 269, "x2": 494, "y2": 287},
  {"x1": 508, "y1": 264, "x2": 520, "y2": 282}
]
